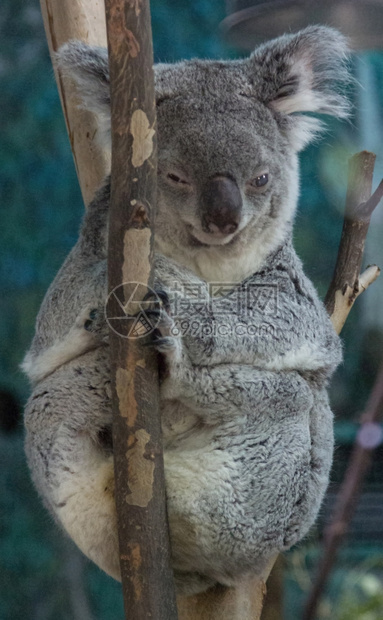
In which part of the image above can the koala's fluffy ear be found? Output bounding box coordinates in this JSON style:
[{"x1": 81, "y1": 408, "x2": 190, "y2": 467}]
[
  {"x1": 56, "y1": 41, "x2": 111, "y2": 147},
  {"x1": 247, "y1": 26, "x2": 351, "y2": 150}
]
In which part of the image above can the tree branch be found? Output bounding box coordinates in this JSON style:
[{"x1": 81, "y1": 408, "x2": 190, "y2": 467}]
[
  {"x1": 40, "y1": 0, "x2": 109, "y2": 206},
  {"x1": 325, "y1": 151, "x2": 382, "y2": 331},
  {"x1": 105, "y1": 1, "x2": 178, "y2": 618}
]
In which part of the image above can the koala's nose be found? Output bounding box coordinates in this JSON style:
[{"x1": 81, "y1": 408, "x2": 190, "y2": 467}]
[{"x1": 201, "y1": 175, "x2": 242, "y2": 235}]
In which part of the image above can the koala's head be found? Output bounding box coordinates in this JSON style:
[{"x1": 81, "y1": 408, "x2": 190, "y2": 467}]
[{"x1": 57, "y1": 27, "x2": 350, "y2": 280}]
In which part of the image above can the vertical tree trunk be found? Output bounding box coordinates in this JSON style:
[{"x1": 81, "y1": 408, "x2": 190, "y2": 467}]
[
  {"x1": 40, "y1": 0, "x2": 109, "y2": 206},
  {"x1": 105, "y1": 1, "x2": 178, "y2": 618}
]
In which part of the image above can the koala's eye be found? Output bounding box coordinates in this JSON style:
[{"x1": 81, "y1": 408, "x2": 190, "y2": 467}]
[
  {"x1": 167, "y1": 172, "x2": 190, "y2": 186},
  {"x1": 252, "y1": 173, "x2": 269, "y2": 188}
]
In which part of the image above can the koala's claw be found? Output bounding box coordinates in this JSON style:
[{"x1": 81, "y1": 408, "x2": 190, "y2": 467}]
[
  {"x1": 81, "y1": 307, "x2": 108, "y2": 340},
  {"x1": 144, "y1": 308, "x2": 173, "y2": 329},
  {"x1": 84, "y1": 308, "x2": 99, "y2": 331},
  {"x1": 144, "y1": 308, "x2": 161, "y2": 322},
  {"x1": 140, "y1": 288, "x2": 175, "y2": 344},
  {"x1": 151, "y1": 332, "x2": 177, "y2": 353},
  {"x1": 143, "y1": 288, "x2": 171, "y2": 313},
  {"x1": 156, "y1": 289, "x2": 171, "y2": 312},
  {"x1": 144, "y1": 333, "x2": 175, "y2": 352},
  {"x1": 141, "y1": 304, "x2": 181, "y2": 361},
  {"x1": 143, "y1": 306, "x2": 175, "y2": 339},
  {"x1": 149, "y1": 332, "x2": 182, "y2": 362}
]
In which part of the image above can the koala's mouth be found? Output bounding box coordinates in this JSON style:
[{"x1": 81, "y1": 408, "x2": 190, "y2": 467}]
[{"x1": 186, "y1": 225, "x2": 238, "y2": 248}]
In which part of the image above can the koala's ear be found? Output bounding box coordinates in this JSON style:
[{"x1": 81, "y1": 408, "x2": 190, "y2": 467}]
[
  {"x1": 56, "y1": 41, "x2": 111, "y2": 146},
  {"x1": 247, "y1": 26, "x2": 351, "y2": 150}
]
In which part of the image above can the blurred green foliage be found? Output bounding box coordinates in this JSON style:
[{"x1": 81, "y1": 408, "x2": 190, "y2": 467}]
[
  {"x1": 285, "y1": 541, "x2": 383, "y2": 620},
  {"x1": 1, "y1": 1, "x2": 383, "y2": 618}
]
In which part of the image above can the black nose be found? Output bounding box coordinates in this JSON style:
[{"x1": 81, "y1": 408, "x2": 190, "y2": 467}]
[{"x1": 200, "y1": 175, "x2": 242, "y2": 235}]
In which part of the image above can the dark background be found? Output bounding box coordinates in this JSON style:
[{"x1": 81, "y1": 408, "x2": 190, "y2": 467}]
[{"x1": 1, "y1": 1, "x2": 383, "y2": 618}]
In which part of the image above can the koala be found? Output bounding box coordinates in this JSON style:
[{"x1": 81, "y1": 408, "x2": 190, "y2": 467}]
[{"x1": 23, "y1": 26, "x2": 349, "y2": 595}]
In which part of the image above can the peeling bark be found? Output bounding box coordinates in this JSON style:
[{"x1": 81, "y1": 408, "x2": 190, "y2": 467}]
[{"x1": 106, "y1": 0, "x2": 178, "y2": 617}]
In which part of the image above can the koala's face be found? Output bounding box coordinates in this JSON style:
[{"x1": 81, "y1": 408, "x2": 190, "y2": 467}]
[
  {"x1": 155, "y1": 64, "x2": 293, "y2": 250},
  {"x1": 57, "y1": 26, "x2": 349, "y2": 272}
]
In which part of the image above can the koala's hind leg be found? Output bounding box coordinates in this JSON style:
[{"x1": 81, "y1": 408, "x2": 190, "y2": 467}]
[
  {"x1": 24, "y1": 350, "x2": 120, "y2": 581},
  {"x1": 163, "y1": 370, "x2": 319, "y2": 586}
]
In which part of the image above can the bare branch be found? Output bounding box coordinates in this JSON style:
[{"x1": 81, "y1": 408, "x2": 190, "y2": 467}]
[
  {"x1": 105, "y1": 1, "x2": 177, "y2": 617},
  {"x1": 358, "y1": 264, "x2": 381, "y2": 296},
  {"x1": 359, "y1": 179, "x2": 383, "y2": 219},
  {"x1": 330, "y1": 263, "x2": 381, "y2": 334},
  {"x1": 325, "y1": 151, "x2": 383, "y2": 330},
  {"x1": 40, "y1": 0, "x2": 109, "y2": 205}
]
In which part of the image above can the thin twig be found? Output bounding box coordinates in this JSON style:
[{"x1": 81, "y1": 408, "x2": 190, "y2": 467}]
[
  {"x1": 359, "y1": 179, "x2": 383, "y2": 219},
  {"x1": 303, "y1": 363, "x2": 383, "y2": 620}
]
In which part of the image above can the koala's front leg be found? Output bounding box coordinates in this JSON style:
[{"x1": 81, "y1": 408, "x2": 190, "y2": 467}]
[
  {"x1": 22, "y1": 303, "x2": 109, "y2": 384},
  {"x1": 158, "y1": 255, "x2": 341, "y2": 376},
  {"x1": 23, "y1": 182, "x2": 111, "y2": 383},
  {"x1": 144, "y1": 295, "x2": 313, "y2": 427},
  {"x1": 162, "y1": 358, "x2": 315, "y2": 428}
]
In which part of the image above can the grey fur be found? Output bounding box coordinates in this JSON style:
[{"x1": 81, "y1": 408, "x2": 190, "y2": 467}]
[{"x1": 23, "y1": 26, "x2": 347, "y2": 594}]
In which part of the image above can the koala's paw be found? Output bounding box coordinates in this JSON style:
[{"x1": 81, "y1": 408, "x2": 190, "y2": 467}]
[
  {"x1": 79, "y1": 307, "x2": 108, "y2": 341},
  {"x1": 142, "y1": 290, "x2": 182, "y2": 363}
]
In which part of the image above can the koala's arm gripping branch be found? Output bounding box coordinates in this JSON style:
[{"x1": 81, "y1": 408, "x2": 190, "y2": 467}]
[
  {"x1": 40, "y1": 0, "x2": 109, "y2": 206},
  {"x1": 105, "y1": 1, "x2": 178, "y2": 618}
]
